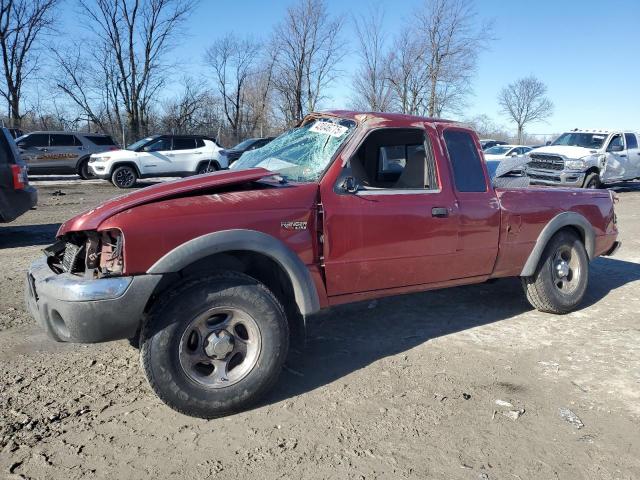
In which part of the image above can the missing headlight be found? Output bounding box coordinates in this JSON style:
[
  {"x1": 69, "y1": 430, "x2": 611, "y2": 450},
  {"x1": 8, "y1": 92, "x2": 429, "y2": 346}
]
[{"x1": 98, "y1": 230, "x2": 124, "y2": 276}]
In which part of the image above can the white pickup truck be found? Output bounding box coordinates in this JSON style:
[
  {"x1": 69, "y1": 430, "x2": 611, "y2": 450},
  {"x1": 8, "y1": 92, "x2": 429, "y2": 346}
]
[{"x1": 526, "y1": 129, "x2": 640, "y2": 188}]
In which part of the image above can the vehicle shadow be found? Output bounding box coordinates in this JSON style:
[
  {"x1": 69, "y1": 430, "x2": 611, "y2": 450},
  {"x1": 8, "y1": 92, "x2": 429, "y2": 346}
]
[
  {"x1": 607, "y1": 181, "x2": 640, "y2": 193},
  {"x1": 0, "y1": 223, "x2": 60, "y2": 248},
  {"x1": 262, "y1": 256, "x2": 640, "y2": 407}
]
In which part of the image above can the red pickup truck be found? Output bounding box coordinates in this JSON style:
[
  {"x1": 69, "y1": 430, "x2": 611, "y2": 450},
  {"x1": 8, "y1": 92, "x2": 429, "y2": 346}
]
[{"x1": 26, "y1": 111, "x2": 620, "y2": 418}]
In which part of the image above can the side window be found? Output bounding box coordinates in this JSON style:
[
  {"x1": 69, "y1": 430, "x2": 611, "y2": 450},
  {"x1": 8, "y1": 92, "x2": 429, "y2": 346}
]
[
  {"x1": 346, "y1": 128, "x2": 438, "y2": 191},
  {"x1": 195, "y1": 138, "x2": 205, "y2": 148},
  {"x1": 50, "y1": 134, "x2": 78, "y2": 147},
  {"x1": 17, "y1": 133, "x2": 49, "y2": 148},
  {"x1": 172, "y1": 137, "x2": 197, "y2": 150},
  {"x1": 624, "y1": 133, "x2": 638, "y2": 150},
  {"x1": 443, "y1": 130, "x2": 487, "y2": 192},
  {"x1": 607, "y1": 134, "x2": 623, "y2": 151},
  {"x1": 146, "y1": 137, "x2": 171, "y2": 152}
]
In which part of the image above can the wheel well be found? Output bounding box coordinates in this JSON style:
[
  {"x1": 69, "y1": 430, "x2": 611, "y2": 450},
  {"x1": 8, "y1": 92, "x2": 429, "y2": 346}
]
[
  {"x1": 145, "y1": 251, "x2": 305, "y2": 345},
  {"x1": 584, "y1": 166, "x2": 600, "y2": 176},
  {"x1": 110, "y1": 162, "x2": 141, "y2": 177},
  {"x1": 555, "y1": 225, "x2": 585, "y2": 246}
]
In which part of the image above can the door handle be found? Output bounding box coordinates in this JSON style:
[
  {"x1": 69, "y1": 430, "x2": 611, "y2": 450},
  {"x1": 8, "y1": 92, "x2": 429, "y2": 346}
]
[
  {"x1": 619, "y1": 154, "x2": 627, "y2": 158},
  {"x1": 432, "y1": 207, "x2": 449, "y2": 218},
  {"x1": 194, "y1": 151, "x2": 202, "y2": 154}
]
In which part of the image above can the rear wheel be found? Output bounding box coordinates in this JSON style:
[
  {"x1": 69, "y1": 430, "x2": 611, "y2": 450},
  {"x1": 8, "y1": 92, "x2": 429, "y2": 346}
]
[
  {"x1": 197, "y1": 161, "x2": 219, "y2": 175},
  {"x1": 583, "y1": 172, "x2": 601, "y2": 189},
  {"x1": 140, "y1": 272, "x2": 289, "y2": 419},
  {"x1": 521, "y1": 230, "x2": 589, "y2": 314},
  {"x1": 78, "y1": 159, "x2": 94, "y2": 180},
  {"x1": 111, "y1": 165, "x2": 137, "y2": 188}
]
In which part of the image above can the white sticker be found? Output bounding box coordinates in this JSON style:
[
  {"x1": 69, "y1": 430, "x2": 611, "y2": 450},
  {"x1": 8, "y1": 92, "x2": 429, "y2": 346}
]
[{"x1": 309, "y1": 121, "x2": 348, "y2": 138}]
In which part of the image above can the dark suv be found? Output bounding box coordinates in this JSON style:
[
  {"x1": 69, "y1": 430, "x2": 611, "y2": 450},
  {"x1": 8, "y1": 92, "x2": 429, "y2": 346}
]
[
  {"x1": 0, "y1": 128, "x2": 36, "y2": 222},
  {"x1": 16, "y1": 131, "x2": 119, "y2": 179}
]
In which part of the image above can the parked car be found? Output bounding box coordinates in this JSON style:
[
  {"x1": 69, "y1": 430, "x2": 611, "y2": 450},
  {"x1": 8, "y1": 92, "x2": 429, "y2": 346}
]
[
  {"x1": 219, "y1": 137, "x2": 275, "y2": 166},
  {"x1": 484, "y1": 145, "x2": 532, "y2": 178},
  {"x1": 480, "y1": 139, "x2": 507, "y2": 150},
  {"x1": 0, "y1": 128, "x2": 37, "y2": 222},
  {"x1": 88, "y1": 134, "x2": 224, "y2": 188},
  {"x1": 26, "y1": 111, "x2": 620, "y2": 418},
  {"x1": 526, "y1": 129, "x2": 640, "y2": 188},
  {"x1": 16, "y1": 131, "x2": 119, "y2": 179}
]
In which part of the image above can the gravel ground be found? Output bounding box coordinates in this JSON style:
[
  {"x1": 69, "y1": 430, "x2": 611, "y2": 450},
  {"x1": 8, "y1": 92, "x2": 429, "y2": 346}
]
[{"x1": 1, "y1": 177, "x2": 639, "y2": 480}]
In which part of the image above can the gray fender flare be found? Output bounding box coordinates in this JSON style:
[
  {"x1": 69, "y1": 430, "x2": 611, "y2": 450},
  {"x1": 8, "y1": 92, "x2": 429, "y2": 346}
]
[
  {"x1": 520, "y1": 211, "x2": 596, "y2": 277},
  {"x1": 147, "y1": 229, "x2": 320, "y2": 316}
]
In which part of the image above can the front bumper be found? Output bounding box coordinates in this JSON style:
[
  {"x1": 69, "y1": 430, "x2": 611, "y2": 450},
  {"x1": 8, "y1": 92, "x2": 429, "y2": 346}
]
[
  {"x1": 527, "y1": 169, "x2": 585, "y2": 187},
  {"x1": 88, "y1": 163, "x2": 110, "y2": 179},
  {"x1": 25, "y1": 256, "x2": 161, "y2": 343}
]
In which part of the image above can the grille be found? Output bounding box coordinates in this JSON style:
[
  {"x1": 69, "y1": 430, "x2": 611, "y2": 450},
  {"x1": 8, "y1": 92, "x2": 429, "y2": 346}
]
[
  {"x1": 529, "y1": 173, "x2": 561, "y2": 182},
  {"x1": 528, "y1": 154, "x2": 564, "y2": 171}
]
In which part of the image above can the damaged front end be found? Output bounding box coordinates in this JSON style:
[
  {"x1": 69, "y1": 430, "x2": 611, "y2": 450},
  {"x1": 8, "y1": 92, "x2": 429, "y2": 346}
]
[{"x1": 44, "y1": 229, "x2": 124, "y2": 278}]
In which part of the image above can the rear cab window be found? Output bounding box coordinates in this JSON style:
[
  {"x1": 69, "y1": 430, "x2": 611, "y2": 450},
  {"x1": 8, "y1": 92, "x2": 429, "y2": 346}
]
[
  {"x1": 442, "y1": 129, "x2": 487, "y2": 192},
  {"x1": 624, "y1": 133, "x2": 638, "y2": 150}
]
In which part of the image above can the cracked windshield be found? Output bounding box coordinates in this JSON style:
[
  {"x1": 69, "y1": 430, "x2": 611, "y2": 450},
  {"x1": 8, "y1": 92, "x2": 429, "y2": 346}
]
[{"x1": 231, "y1": 117, "x2": 356, "y2": 181}]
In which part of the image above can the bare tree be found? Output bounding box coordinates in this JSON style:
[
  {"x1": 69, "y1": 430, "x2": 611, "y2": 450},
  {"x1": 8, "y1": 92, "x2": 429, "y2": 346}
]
[
  {"x1": 498, "y1": 75, "x2": 553, "y2": 143},
  {"x1": 206, "y1": 34, "x2": 263, "y2": 142},
  {"x1": 160, "y1": 76, "x2": 210, "y2": 134},
  {"x1": 56, "y1": 0, "x2": 195, "y2": 142},
  {"x1": 272, "y1": 0, "x2": 343, "y2": 124},
  {"x1": 0, "y1": 0, "x2": 59, "y2": 127},
  {"x1": 385, "y1": 34, "x2": 429, "y2": 115},
  {"x1": 351, "y1": 5, "x2": 391, "y2": 111},
  {"x1": 415, "y1": 0, "x2": 491, "y2": 117}
]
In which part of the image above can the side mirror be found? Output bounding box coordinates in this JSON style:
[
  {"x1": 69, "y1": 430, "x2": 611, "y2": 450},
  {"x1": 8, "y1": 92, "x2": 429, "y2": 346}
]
[
  {"x1": 341, "y1": 176, "x2": 359, "y2": 193},
  {"x1": 608, "y1": 144, "x2": 624, "y2": 153},
  {"x1": 509, "y1": 152, "x2": 519, "y2": 157}
]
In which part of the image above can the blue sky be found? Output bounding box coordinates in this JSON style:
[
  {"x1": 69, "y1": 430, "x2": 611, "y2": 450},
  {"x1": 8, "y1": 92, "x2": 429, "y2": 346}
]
[{"x1": 59, "y1": 0, "x2": 640, "y2": 135}]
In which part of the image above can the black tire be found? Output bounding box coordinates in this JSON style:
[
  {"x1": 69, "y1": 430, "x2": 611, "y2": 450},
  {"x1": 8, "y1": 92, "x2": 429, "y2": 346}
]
[
  {"x1": 111, "y1": 165, "x2": 137, "y2": 188},
  {"x1": 521, "y1": 230, "x2": 589, "y2": 314},
  {"x1": 78, "y1": 158, "x2": 94, "y2": 180},
  {"x1": 196, "y1": 161, "x2": 219, "y2": 175},
  {"x1": 140, "y1": 272, "x2": 289, "y2": 419},
  {"x1": 583, "y1": 172, "x2": 601, "y2": 189}
]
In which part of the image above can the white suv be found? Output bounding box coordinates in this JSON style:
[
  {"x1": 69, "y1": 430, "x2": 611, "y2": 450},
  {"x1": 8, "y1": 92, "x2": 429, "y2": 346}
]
[{"x1": 89, "y1": 135, "x2": 224, "y2": 188}]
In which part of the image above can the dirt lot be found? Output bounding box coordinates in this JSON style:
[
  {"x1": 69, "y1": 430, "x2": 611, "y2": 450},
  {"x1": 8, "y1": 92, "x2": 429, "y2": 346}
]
[{"x1": 1, "y1": 177, "x2": 639, "y2": 480}]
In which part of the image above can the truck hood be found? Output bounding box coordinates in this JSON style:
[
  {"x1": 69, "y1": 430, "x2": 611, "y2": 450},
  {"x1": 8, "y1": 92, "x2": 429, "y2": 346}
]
[
  {"x1": 531, "y1": 145, "x2": 599, "y2": 159},
  {"x1": 58, "y1": 168, "x2": 275, "y2": 235}
]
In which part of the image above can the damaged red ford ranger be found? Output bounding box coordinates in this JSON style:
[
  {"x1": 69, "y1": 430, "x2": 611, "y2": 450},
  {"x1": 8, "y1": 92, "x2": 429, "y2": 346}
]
[{"x1": 25, "y1": 111, "x2": 621, "y2": 418}]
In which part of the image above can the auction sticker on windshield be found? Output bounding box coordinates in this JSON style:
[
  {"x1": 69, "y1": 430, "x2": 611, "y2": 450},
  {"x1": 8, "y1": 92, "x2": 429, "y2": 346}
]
[{"x1": 309, "y1": 121, "x2": 348, "y2": 138}]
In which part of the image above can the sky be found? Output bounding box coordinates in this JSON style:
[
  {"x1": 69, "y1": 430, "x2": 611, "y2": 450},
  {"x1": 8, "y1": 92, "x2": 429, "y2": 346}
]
[{"x1": 57, "y1": 0, "x2": 640, "y2": 136}]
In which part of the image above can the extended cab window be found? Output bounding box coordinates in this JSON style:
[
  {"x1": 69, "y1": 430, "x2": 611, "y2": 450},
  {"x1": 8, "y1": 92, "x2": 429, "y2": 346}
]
[
  {"x1": 443, "y1": 130, "x2": 487, "y2": 192},
  {"x1": 173, "y1": 137, "x2": 197, "y2": 150},
  {"x1": 347, "y1": 128, "x2": 438, "y2": 190}
]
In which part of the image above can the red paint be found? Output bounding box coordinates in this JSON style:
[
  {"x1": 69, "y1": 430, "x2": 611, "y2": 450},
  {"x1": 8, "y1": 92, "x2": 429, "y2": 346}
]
[{"x1": 58, "y1": 111, "x2": 619, "y2": 308}]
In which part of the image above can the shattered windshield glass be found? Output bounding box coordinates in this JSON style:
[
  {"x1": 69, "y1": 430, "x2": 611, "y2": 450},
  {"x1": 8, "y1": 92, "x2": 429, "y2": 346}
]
[{"x1": 230, "y1": 117, "x2": 356, "y2": 182}]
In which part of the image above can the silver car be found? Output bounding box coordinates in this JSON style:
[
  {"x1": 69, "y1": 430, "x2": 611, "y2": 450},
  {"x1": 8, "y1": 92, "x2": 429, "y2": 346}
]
[{"x1": 16, "y1": 131, "x2": 119, "y2": 179}]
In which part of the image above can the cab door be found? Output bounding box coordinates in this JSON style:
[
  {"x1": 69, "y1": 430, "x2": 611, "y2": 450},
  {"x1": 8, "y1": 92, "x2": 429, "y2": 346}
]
[
  {"x1": 16, "y1": 133, "x2": 50, "y2": 171},
  {"x1": 602, "y1": 133, "x2": 627, "y2": 181},
  {"x1": 169, "y1": 137, "x2": 200, "y2": 173},
  {"x1": 320, "y1": 126, "x2": 461, "y2": 297},
  {"x1": 138, "y1": 136, "x2": 172, "y2": 175},
  {"x1": 624, "y1": 133, "x2": 640, "y2": 179}
]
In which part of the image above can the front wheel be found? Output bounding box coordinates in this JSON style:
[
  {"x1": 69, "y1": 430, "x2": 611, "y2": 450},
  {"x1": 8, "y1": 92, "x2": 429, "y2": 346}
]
[
  {"x1": 583, "y1": 172, "x2": 601, "y2": 189},
  {"x1": 111, "y1": 165, "x2": 138, "y2": 188},
  {"x1": 140, "y1": 272, "x2": 289, "y2": 418},
  {"x1": 521, "y1": 230, "x2": 589, "y2": 314},
  {"x1": 78, "y1": 159, "x2": 94, "y2": 180}
]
